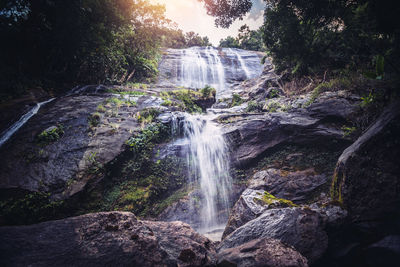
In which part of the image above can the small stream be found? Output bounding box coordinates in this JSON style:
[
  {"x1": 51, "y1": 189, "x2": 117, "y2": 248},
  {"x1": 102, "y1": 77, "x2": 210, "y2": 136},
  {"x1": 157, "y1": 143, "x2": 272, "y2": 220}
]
[{"x1": 0, "y1": 98, "x2": 55, "y2": 148}]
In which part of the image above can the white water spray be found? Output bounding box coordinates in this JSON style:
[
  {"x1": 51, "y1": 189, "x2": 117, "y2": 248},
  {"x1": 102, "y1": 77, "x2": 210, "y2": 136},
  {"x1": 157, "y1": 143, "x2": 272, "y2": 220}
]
[{"x1": 182, "y1": 114, "x2": 232, "y2": 232}]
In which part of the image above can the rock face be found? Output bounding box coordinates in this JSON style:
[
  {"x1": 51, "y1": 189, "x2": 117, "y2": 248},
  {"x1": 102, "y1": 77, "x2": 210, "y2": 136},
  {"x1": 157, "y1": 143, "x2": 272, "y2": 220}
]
[
  {"x1": 0, "y1": 91, "x2": 170, "y2": 200},
  {"x1": 248, "y1": 168, "x2": 328, "y2": 202},
  {"x1": 219, "y1": 208, "x2": 328, "y2": 264},
  {"x1": 217, "y1": 238, "x2": 308, "y2": 267},
  {"x1": 222, "y1": 188, "x2": 289, "y2": 239},
  {"x1": 332, "y1": 101, "x2": 400, "y2": 221},
  {"x1": 0, "y1": 211, "x2": 216, "y2": 267},
  {"x1": 222, "y1": 94, "x2": 356, "y2": 167}
]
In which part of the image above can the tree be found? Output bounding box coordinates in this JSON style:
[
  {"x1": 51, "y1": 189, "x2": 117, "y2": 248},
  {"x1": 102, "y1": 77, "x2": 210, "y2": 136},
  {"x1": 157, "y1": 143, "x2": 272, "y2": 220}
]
[{"x1": 198, "y1": 0, "x2": 253, "y2": 28}]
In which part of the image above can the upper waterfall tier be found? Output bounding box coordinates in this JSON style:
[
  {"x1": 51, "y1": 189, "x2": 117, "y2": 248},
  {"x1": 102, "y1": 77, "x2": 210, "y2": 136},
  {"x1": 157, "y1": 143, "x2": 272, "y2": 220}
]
[{"x1": 157, "y1": 46, "x2": 265, "y2": 98}]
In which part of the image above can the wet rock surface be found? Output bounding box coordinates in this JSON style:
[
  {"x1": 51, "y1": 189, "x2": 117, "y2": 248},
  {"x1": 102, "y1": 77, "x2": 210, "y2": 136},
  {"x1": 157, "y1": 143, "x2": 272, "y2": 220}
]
[
  {"x1": 332, "y1": 101, "x2": 400, "y2": 222},
  {"x1": 219, "y1": 207, "x2": 328, "y2": 264},
  {"x1": 0, "y1": 211, "x2": 216, "y2": 267},
  {"x1": 248, "y1": 168, "x2": 328, "y2": 202},
  {"x1": 0, "y1": 94, "x2": 140, "y2": 199},
  {"x1": 222, "y1": 188, "x2": 289, "y2": 239},
  {"x1": 217, "y1": 238, "x2": 308, "y2": 267},
  {"x1": 221, "y1": 95, "x2": 356, "y2": 167}
]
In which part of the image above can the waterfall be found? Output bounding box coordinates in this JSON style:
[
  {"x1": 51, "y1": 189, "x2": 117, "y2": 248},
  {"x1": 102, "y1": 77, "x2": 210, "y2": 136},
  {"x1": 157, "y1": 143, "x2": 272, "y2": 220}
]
[
  {"x1": 158, "y1": 46, "x2": 264, "y2": 99},
  {"x1": 229, "y1": 48, "x2": 251, "y2": 79},
  {"x1": 182, "y1": 114, "x2": 232, "y2": 233},
  {"x1": 0, "y1": 98, "x2": 55, "y2": 148}
]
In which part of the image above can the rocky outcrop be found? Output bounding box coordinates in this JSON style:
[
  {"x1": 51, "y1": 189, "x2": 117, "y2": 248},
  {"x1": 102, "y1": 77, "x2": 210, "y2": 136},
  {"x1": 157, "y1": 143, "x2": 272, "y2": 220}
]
[
  {"x1": 219, "y1": 207, "x2": 328, "y2": 264},
  {"x1": 0, "y1": 94, "x2": 138, "y2": 199},
  {"x1": 331, "y1": 101, "x2": 400, "y2": 221},
  {"x1": 222, "y1": 188, "x2": 291, "y2": 239},
  {"x1": 248, "y1": 168, "x2": 328, "y2": 202},
  {"x1": 0, "y1": 211, "x2": 216, "y2": 267},
  {"x1": 221, "y1": 94, "x2": 357, "y2": 167},
  {"x1": 217, "y1": 238, "x2": 308, "y2": 267}
]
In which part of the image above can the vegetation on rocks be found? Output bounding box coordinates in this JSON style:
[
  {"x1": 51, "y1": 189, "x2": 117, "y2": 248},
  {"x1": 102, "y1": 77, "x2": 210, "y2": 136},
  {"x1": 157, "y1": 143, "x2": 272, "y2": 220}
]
[{"x1": 255, "y1": 191, "x2": 297, "y2": 207}]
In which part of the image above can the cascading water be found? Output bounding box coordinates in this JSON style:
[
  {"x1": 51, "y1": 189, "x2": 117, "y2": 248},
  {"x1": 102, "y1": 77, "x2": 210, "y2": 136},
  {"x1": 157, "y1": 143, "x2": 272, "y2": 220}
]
[
  {"x1": 159, "y1": 46, "x2": 265, "y2": 240},
  {"x1": 158, "y1": 46, "x2": 264, "y2": 99},
  {"x1": 0, "y1": 98, "x2": 55, "y2": 148},
  {"x1": 181, "y1": 113, "x2": 232, "y2": 237}
]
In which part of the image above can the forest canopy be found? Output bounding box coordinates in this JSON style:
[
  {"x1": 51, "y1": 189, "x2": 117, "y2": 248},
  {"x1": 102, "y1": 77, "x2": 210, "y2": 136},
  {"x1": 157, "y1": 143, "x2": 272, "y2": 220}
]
[
  {"x1": 0, "y1": 0, "x2": 210, "y2": 98},
  {"x1": 203, "y1": 0, "x2": 400, "y2": 75}
]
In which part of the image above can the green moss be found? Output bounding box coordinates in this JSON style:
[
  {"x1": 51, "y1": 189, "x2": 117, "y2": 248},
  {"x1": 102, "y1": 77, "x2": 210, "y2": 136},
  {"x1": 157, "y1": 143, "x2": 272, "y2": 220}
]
[
  {"x1": 107, "y1": 88, "x2": 146, "y2": 96},
  {"x1": 36, "y1": 124, "x2": 64, "y2": 145},
  {"x1": 330, "y1": 171, "x2": 344, "y2": 204},
  {"x1": 303, "y1": 77, "x2": 352, "y2": 107},
  {"x1": 255, "y1": 191, "x2": 297, "y2": 207}
]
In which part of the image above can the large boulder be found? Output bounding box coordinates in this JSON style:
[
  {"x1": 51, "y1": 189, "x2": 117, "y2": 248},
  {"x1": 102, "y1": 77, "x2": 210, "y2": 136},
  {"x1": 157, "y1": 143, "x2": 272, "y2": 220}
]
[
  {"x1": 217, "y1": 238, "x2": 308, "y2": 267},
  {"x1": 222, "y1": 188, "x2": 292, "y2": 239},
  {"x1": 331, "y1": 101, "x2": 400, "y2": 221},
  {"x1": 0, "y1": 211, "x2": 216, "y2": 267},
  {"x1": 248, "y1": 168, "x2": 328, "y2": 202},
  {"x1": 0, "y1": 94, "x2": 140, "y2": 199},
  {"x1": 219, "y1": 207, "x2": 328, "y2": 264}
]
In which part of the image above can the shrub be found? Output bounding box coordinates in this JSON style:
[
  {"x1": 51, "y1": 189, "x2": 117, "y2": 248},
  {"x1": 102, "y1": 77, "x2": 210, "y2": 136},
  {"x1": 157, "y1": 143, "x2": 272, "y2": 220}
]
[
  {"x1": 246, "y1": 101, "x2": 263, "y2": 112},
  {"x1": 88, "y1": 112, "x2": 101, "y2": 128},
  {"x1": 199, "y1": 85, "x2": 216, "y2": 98},
  {"x1": 231, "y1": 93, "x2": 243, "y2": 107},
  {"x1": 37, "y1": 125, "x2": 64, "y2": 145},
  {"x1": 137, "y1": 108, "x2": 161, "y2": 124}
]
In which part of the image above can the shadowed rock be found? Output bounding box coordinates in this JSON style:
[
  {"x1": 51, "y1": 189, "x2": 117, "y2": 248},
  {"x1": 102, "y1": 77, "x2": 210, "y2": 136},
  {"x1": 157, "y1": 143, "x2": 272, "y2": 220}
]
[
  {"x1": 217, "y1": 238, "x2": 308, "y2": 267},
  {"x1": 219, "y1": 207, "x2": 328, "y2": 264},
  {"x1": 0, "y1": 211, "x2": 216, "y2": 267}
]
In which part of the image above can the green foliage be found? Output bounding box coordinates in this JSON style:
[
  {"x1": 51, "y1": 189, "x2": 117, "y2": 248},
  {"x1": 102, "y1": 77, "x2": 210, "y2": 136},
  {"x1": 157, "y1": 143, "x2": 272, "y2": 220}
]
[
  {"x1": 268, "y1": 88, "x2": 280, "y2": 99},
  {"x1": 246, "y1": 101, "x2": 263, "y2": 112},
  {"x1": 0, "y1": 191, "x2": 65, "y2": 225},
  {"x1": 364, "y1": 55, "x2": 385, "y2": 80},
  {"x1": 160, "y1": 28, "x2": 211, "y2": 48},
  {"x1": 199, "y1": 85, "x2": 216, "y2": 98},
  {"x1": 231, "y1": 93, "x2": 244, "y2": 107},
  {"x1": 137, "y1": 108, "x2": 161, "y2": 124},
  {"x1": 219, "y1": 25, "x2": 265, "y2": 51},
  {"x1": 360, "y1": 92, "x2": 376, "y2": 108},
  {"x1": 88, "y1": 112, "x2": 101, "y2": 128},
  {"x1": 0, "y1": 0, "x2": 169, "y2": 97},
  {"x1": 96, "y1": 104, "x2": 106, "y2": 113},
  {"x1": 36, "y1": 125, "x2": 64, "y2": 145},
  {"x1": 168, "y1": 89, "x2": 202, "y2": 113},
  {"x1": 342, "y1": 126, "x2": 357, "y2": 137},
  {"x1": 261, "y1": 0, "x2": 400, "y2": 76}
]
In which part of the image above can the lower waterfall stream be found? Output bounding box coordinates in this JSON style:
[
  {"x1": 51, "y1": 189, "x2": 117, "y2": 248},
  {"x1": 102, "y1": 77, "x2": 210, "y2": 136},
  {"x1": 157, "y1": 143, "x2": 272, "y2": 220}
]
[{"x1": 172, "y1": 113, "x2": 233, "y2": 241}]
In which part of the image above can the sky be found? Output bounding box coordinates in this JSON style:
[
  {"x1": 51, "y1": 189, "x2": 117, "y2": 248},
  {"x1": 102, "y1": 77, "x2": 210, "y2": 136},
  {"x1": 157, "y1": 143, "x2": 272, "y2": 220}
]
[{"x1": 150, "y1": 0, "x2": 265, "y2": 46}]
